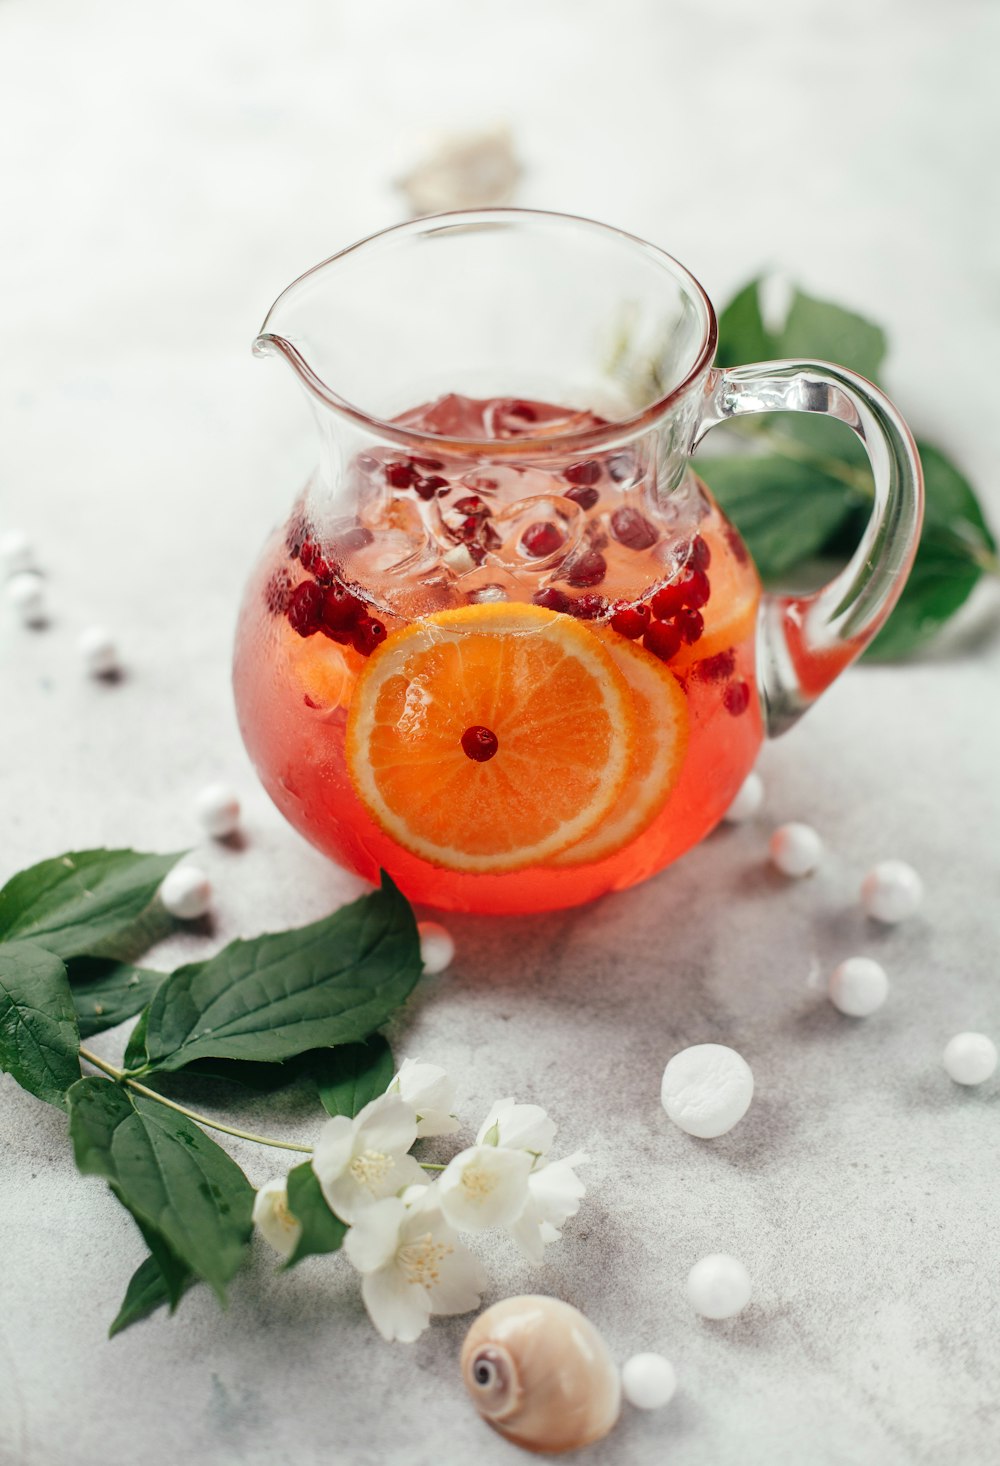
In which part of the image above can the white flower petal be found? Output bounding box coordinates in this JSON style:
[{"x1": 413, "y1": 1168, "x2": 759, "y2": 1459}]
[
  {"x1": 251, "y1": 1178, "x2": 302, "y2": 1261},
  {"x1": 528, "y1": 1152, "x2": 588, "y2": 1229},
  {"x1": 325, "y1": 1150, "x2": 427, "y2": 1223},
  {"x1": 392, "y1": 1059, "x2": 460, "y2": 1138},
  {"x1": 361, "y1": 1266, "x2": 431, "y2": 1343},
  {"x1": 354, "y1": 1093, "x2": 419, "y2": 1156},
  {"x1": 506, "y1": 1199, "x2": 547, "y2": 1264},
  {"x1": 438, "y1": 1145, "x2": 532, "y2": 1232},
  {"x1": 343, "y1": 1197, "x2": 407, "y2": 1273},
  {"x1": 427, "y1": 1241, "x2": 488, "y2": 1315},
  {"x1": 477, "y1": 1097, "x2": 556, "y2": 1156},
  {"x1": 310, "y1": 1115, "x2": 355, "y2": 1188}
]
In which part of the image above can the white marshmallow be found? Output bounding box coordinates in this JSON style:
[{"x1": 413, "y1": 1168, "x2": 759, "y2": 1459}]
[
  {"x1": 78, "y1": 626, "x2": 120, "y2": 677},
  {"x1": 195, "y1": 783, "x2": 242, "y2": 839},
  {"x1": 828, "y1": 957, "x2": 889, "y2": 1017},
  {"x1": 724, "y1": 771, "x2": 764, "y2": 823},
  {"x1": 942, "y1": 1033, "x2": 997, "y2": 1087},
  {"x1": 6, "y1": 572, "x2": 47, "y2": 625},
  {"x1": 621, "y1": 1353, "x2": 677, "y2": 1411},
  {"x1": 687, "y1": 1254, "x2": 752, "y2": 1319},
  {"x1": 418, "y1": 921, "x2": 455, "y2": 974},
  {"x1": 661, "y1": 1043, "x2": 754, "y2": 1139},
  {"x1": 160, "y1": 866, "x2": 212, "y2": 920},
  {"x1": 769, "y1": 822, "x2": 823, "y2": 877},
  {"x1": 1, "y1": 530, "x2": 34, "y2": 575},
  {"x1": 860, "y1": 861, "x2": 923, "y2": 923}
]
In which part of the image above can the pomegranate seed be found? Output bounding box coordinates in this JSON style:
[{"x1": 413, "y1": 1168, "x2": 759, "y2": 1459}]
[
  {"x1": 311, "y1": 554, "x2": 336, "y2": 585},
  {"x1": 567, "y1": 549, "x2": 607, "y2": 588},
  {"x1": 650, "y1": 582, "x2": 687, "y2": 620},
  {"x1": 562, "y1": 484, "x2": 600, "y2": 511},
  {"x1": 414, "y1": 475, "x2": 449, "y2": 501},
  {"x1": 644, "y1": 619, "x2": 682, "y2": 662},
  {"x1": 453, "y1": 495, "x2": 490, "y2": 517},
  {"x1": 724, "y1": 680, "x2": 751, "y2": 716},
  {"x1": 467, "y1": 543, "x2": 487, "y2": 566},
  {"x1": 564, "y1": 460, "x2": 601, "y2": 486},
  {"x1": 682, "y1": 568, "x2": 711, "y2": 609},
  {"x1": 610, "y1": 604, "x2": 650, "y2": 639},
  {"x1": 352, "y1": 616, "x2": 387, "y2": 656},
  {"x1": 264, "y1": 568, "x2": 294, "y2": 616},
  {"x1": 724, "y1": 523, "x2": 750, "y2": 565},
  {"x1": 285, "y1": 514, "x2": 311, "y2": 559},
  {"x1": 533, "y1": 588, "x2": 571, "y2": 614},
  {"x1": 320, "y1": 624, "x2": 355, "y2": 645},
  {"x1": 385, "y1": 461, "x2": 417, "y2": 489},
  {"x1": 461, "y1": 724, "x2": 499, "y2": 762},
  {"x1": 569, "y1": 593, "x2": 608, "y2": 620},
  {"x1": 413, "y1": 456, "x2": 445, "y2": 471},
  {"x1": 695, "y1": 649, "x2": 736, "y2": 682},
  {"x1": 691, "y1": 535, "x2": 712, "y2": 571},
  {"x1": 321, "y1": 584, "x2": 365, "y2": 630},
  {"x1": 677, "y1": 609, "x2": 704, "y2": 644},
  {"x1": 521, "y1": 521, "x2": 565, "y2": 558},
  {"x1": 299, "y1": 539, "x2": 316, "y2": 571},
  {"x1": 482, "y1": 522, "x2": 503, "y2": 551},
  {"x1": 457, "y1": 516, "x2": 481, "y2": 542},
  {"x1": 610, "y1": 507, "x2": 657, "y2": 551},
  {"x1": 287, "y1": 581, "x2": 324, "y2": 637},
  {"x1": 608, "y1": 450, "x2": 637, "y2": 483}
]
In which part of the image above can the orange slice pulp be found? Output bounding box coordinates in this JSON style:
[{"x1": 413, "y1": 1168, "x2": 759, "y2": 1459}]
[{"x1": 345, "y1": 602, "x2": 636, "y2": 873}]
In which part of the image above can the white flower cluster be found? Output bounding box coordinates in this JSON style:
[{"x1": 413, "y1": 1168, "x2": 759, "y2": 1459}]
[{"x1": 252, "y1": 1059, "x2": 588, "y2": 1343}]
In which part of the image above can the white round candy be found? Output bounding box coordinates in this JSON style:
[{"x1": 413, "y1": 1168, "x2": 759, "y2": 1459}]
[
  {"x1": 828, "y1": 957, "x2": 889, "y2": 1017},
  {"x1": 661, "y1": 1043, "x2": 754, "y2": 1139},
  {"x1": 724, "y1": 770, "x2": 764, "y2": 824},
  {"x1": 943, "y1": 1032, "x2": 997, "y2": 1087},
  {"x1": 1, "y1": 529, "x2": 35, "y2": 575},
  {"x1": 418, "y1": 921, "x2": 455, "y2": 974},
  {"x1": 6, "y1": 572, "x2": 47, "y2": 625},
  {"x1": 621, "y1": 1353, "x2": 677, "y2": 1411},
  {"x1": 160, "y1": 866, "x2": 212, "y2": 920},
  {"x1": 195, "y1": 783, "x2": 242, "y2": 838},
  {"x1": 860, "y1": 860, "x2": 923, "y2": 923},
  {"x1": 769, "y1": 822, "x2": 823, "y2": 877},
  {"x1": 687, "y1": 1253, "x2": 752, "y2": 1319},
  {"x1": 78, "y1": 626, "x2": 120, "y2": 677}
]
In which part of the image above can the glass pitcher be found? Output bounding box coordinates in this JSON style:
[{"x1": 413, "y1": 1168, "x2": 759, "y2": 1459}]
[{"x1": 234, "y1": 209, "x2": 922, "y2": 914}]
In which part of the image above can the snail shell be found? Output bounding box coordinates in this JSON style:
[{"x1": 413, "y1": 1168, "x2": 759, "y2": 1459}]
[{"x1": 460, "y1": 1296, "x2": 621, "y2": 1454}]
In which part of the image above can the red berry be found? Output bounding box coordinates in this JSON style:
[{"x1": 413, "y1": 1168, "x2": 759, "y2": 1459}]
[
  {"x1": 352, "y1": 616, "x2": 387, "y2": 656},
  {"x1": 453, "y1": 495, "x2": 490, "y2": 517},
  {"x1": 311, "y1": 554, "x2": 335, "y2": 585},
  {"x1": 414, "y1": 475, "x2": 449, "y2": 501},
  {"x1": 265, "y1": 568, "x2": 294, "y2": 615},
  {"x1": 564, "y1": 460, "x2": 601, "y2": 486},
  {"x1": 285, "y1": 513, "x2": 311, "y2": 559},
  {"x1": 568, "y1": 594, "x2": 608, "y2": 620},
  {"x1": 691, "y1": 535, "x2": 712, "y2": 571},
  {"x1": 520, "y1": 521, "x2": 565, "y2": 558},
  {"x1": 458, "y1": 516, "x2": 481, "y2": 542},
  {"x1": 320, "y1": 624, "x2": 355, "y2": 645},
  {"x1": 610, "y1": 507, "x2": 657, "y2": 551},
  {"x1": 461, "y1": 724, "x2": 499, "y2": 762},
  {"x1": 299, "y1": 539, "x2": 316, "y2": 571},
  {"x1": 413, "y1": 456, "x2": 445, "y2": 471},
  {"x1": 644, "y1": 619, "x2": 682, "y2": 661},
  {"x1": 610, "y1": 604, "x2": 650, "y2": 639},
  {"x1": 533, "y1": 588, "x2": 571, "y2": 614},
  {"x1": 682, "y1": 568, "x2": 711, "y2": 609},
  {"x1": 676, "y1": 608, "x2": 704, "y2": 644},
  {"x1": 321, "y1": 584, "x2": 365, "y2": 631},
  {"x1": 695, "y1": 649, "x2": 736, "y2": 682},
  {"x1": 724, "y1": 680, "x2": 751, "y2": 716},
  {"x1": 650, "y1": 582, "x2": 687, "y2": 620},
  {"x1": 385, "y1": 461, "x2": 417, "y2": 489},
  {"x1": 562, "y1": 484, "x2": 600, "y2": 511},
  {"x1": 567, "y1": 549, "x2": 607, "y2": 588},
  {"x1": 724, "y1": 523, "x2": 750, "y2": 565},
  {"x1": 287, "y1": 580, "x2": 324, "y2": 637},
  {"x1": 481, "y1": 522, "x2": 503, "y2": 551}
]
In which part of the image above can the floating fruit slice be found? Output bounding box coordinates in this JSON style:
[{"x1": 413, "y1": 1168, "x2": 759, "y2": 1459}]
[
  {"x1": 346, "y1": 602, "x2": 635, "y2": 873},
  {"x1": 669, "y1": 522, "x2": 761, "y2": 672},
  {"x1": 551, "y1": 631, "x2": 689, "y2": 866},
  {"x1": 288, "y1": 635, "x2": 357, "y2": 712}
]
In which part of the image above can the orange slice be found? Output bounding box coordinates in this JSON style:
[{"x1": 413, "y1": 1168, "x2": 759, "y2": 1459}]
[
  {"x1": 345, "y1": 602, "x2": 635, "y2": 873},
  {"x1": 670, "y1": 521, "x2": 761, "y2": 672},
  {"x1": 550, "y1": 630, "x2": 689, "y2": 866},
  {"x1": 288, "y1": 635, "x2": 357, "y2": 713}
]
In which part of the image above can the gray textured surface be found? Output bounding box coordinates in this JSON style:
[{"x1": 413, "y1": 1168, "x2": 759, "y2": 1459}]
[{"x1": 2, "y1": 3, "x2": 999, "y2": 1464}]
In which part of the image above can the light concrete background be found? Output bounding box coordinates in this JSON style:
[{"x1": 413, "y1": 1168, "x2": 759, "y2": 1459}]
[{"x1": 1, "y1": 3, "x2": 999, "y2": 1464}]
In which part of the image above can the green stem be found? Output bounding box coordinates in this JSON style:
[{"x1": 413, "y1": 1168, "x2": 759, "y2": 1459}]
[
  {"x1": 78, "y1": 1045, "x2": 313, "y2": 1154},
  {"x1": 419, "y1": 1162, "x2": 446, "y2": 1171}
]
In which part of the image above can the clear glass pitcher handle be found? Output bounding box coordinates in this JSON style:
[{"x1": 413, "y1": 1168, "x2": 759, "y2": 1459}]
[{"x1": 692, "y1": 361, "x2": 924, "y2": 736}]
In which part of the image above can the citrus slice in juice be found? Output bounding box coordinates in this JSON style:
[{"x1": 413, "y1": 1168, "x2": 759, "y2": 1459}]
[
  {"x1": 670, "y1": 522, "x2": 761, "y2": 672},
  {"x1": 288, "y1": 635, "x2": 357, "y2": 712},
  {"x1": 345, "y1": 602, "x2": 635, "y2": 873},
  {"x1": 550, "y1": 630, "x2": 689, "y2": 867}
]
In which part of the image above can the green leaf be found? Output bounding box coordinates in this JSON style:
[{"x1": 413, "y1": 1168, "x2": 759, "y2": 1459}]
[
  {"x1": 68, "y1": 1075, "x2": 254, "y2": 1302},
  {"x1": 0, "y1": 941, "x2": 80, "y2": 1107},
  {"x1": 109, "y1": 1249, "x2": 194, "y2": 1337},
  {"x1": 314, "y1": 1035, "x2": 394, "y2": 1119},
  {"x1": 68, "y1": 958, "x2": 165, "y2": 1039},
  {"x1": 695, "y1": 455, "x2": 858, "y2": 577},
  {"x1": 715, "y1": 277, "x2": 775, "y2": 368},
  {"x1": 778, "y1": 288, "x2": 887, "y2": 384},
  {"x1": 0, "y1": 849, "x2": 183, "y2": 961},
  {"x1": 122, "y1": 1006, "x2": 150, "y2": 1072},
  {"x1": 142, "y1": 873, "x2": 421, "y2": 1074},
  {"x1": 867, "y1": 524, "x2": 983, "y2": 660},
  {"x1": 917, "y1": 441, "x2": 997, "y2": 551},
  {"x1": 284, "y1": 1161, "x2": 348, "y2": 1267}
]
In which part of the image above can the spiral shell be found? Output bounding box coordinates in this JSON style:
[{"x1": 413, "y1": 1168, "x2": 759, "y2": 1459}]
[{"x1": 460, "y1": 1296, "x2": 621, "y2": 1453}]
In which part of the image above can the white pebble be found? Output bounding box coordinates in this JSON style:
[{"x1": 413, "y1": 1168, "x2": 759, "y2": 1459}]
[
  {"x1": 6, "y1": 572, "x2": 47, "y2": 625},
  {"x1": 687, "y1": 1254, "x2": 752, "y2": 1319},
  {"x1": 78, "y1": 625, "x2": 120, "y2": 677},
  {"x1": 769, "y1": 821, "x2": 823, "y2": 877},
  {"x1": 828, "y1": 957, "x2": 889, "y2": 1017},
  {"x1": 621, "y1": 1353, "x2": 677, "y2": 1411},
  {"x1": 418, "y1": 921, "x2": 455, "y2": 974},
  {"x1": 1, "y1": 530, "x2": 35, "y2": 575},
  {"x1": 160, "y1": 866, "x2": 212, "y2": 920},
  {"x1": 195, "y1": 783, "x2": 242, "y2": 839},
  {"x1": 724, "y1": 770, "x2": 764, "y2": 823},
  {"x1": 860, "y1": 860, "x2": 923, "y2": 924},
  {"x1": 661, "y1": 1043, "x2": 754, "y2": 1139},
  {"x1": 942, "y1": 1032, "x2": 997, "y2": 1087}
]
